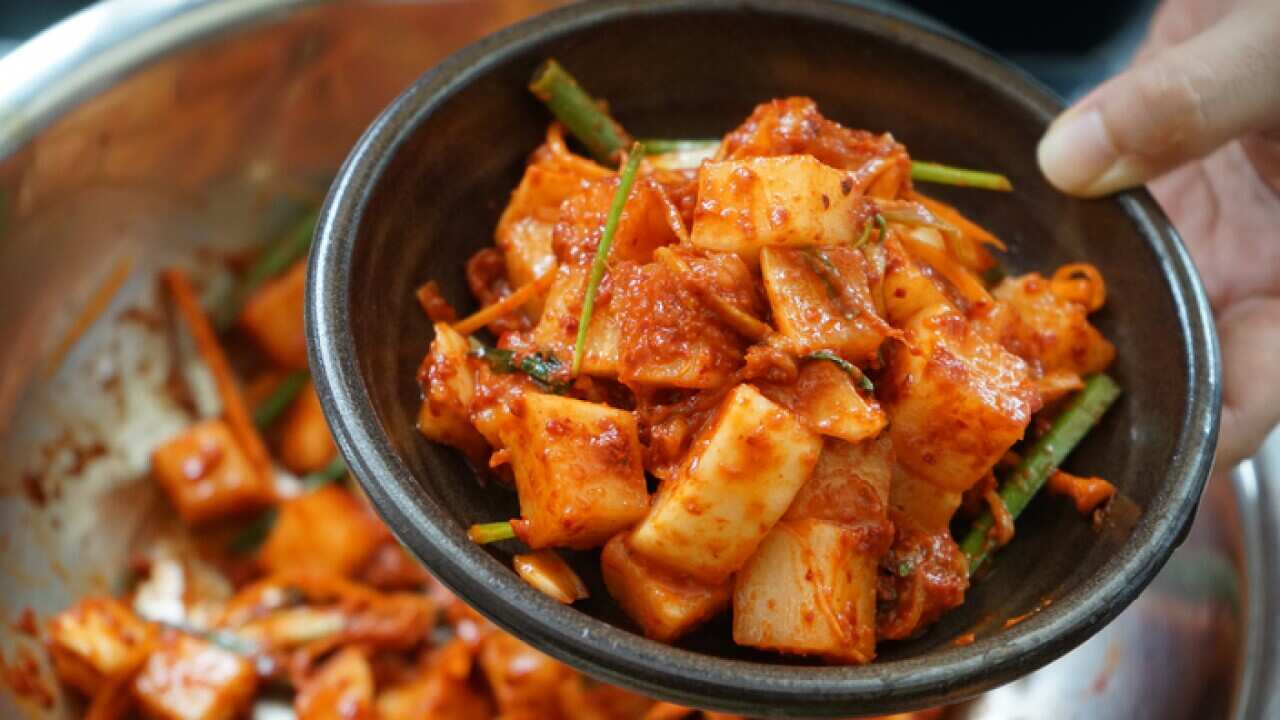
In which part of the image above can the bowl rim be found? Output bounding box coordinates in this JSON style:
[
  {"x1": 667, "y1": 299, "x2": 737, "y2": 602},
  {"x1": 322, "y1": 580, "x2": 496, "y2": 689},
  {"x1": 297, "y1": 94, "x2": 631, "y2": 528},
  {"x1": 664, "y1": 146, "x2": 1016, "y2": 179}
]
[{"x1": 306, "y1": 0, "x2": 1221, "y2": 714}]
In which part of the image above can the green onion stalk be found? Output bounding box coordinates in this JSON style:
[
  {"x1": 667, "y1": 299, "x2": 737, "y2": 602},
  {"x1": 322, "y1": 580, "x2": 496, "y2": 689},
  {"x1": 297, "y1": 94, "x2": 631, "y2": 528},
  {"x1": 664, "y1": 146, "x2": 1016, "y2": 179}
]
[
  {"x1": 572, "y1": 142, "x2": 646, "y2": 376},
  {"x1": 529, "y1": 60, "x2": 632, "y2": 165},
  {"x1": 959, "y1": 373, "x2": 1122, "y2": 576},
  {"x1": 251, "y1": 369, "x2": 310, "y2": 429}
]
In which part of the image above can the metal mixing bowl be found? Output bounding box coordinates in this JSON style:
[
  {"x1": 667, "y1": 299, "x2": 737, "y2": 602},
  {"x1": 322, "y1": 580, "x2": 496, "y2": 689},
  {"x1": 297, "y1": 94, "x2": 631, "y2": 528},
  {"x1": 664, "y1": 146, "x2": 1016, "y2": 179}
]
[{"x1": 0, "y1": 1, "x2": 1276, "y2": 718}]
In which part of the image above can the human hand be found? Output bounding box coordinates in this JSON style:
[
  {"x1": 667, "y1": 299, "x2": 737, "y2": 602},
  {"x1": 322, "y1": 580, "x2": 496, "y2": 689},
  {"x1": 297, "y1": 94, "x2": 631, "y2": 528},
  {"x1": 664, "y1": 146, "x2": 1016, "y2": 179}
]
[{"x1": 1036, "y1": 0, "x2": 1280, "y2": 469}]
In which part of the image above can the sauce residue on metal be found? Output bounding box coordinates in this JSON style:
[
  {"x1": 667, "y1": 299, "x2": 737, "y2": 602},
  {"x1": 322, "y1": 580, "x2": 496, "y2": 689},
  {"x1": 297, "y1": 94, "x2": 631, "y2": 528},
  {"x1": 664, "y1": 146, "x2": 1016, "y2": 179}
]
[
  {"x1": 11, "y1": 608, "x2": 39, "y2": 638},
  {"x1": 0, "y1": 646, "x2": 55, "y2": 709},
  {"x1": 1004, "y1": 596, "x2": 1055, "y2": 629},
  {"x1": 20, "y1": 471, "x2": 47, "y2": 507}
]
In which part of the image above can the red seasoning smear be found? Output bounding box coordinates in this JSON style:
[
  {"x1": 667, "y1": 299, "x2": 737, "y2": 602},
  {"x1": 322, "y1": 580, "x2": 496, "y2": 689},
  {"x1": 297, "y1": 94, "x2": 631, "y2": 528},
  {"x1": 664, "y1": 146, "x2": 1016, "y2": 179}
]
[
  {"x1": 1, "y1": 646, "x2": 55, "y2": 709},
  {"x1": 1004, "y1": 597, "x2": 1055, "y2": 629},
  {"x1": 20, "y1": 472, "x2": 47, "y2": 507},
  {"x1": 11, "y1": 609, "x2": 38, "y2": 638}
]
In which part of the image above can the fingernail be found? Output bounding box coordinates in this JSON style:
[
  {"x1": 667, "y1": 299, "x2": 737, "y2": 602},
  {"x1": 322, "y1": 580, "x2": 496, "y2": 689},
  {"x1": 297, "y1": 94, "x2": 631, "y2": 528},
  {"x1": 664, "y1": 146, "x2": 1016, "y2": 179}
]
[{"x1": 1037, "y1": 108, "x2": 1139, "y2": 197}]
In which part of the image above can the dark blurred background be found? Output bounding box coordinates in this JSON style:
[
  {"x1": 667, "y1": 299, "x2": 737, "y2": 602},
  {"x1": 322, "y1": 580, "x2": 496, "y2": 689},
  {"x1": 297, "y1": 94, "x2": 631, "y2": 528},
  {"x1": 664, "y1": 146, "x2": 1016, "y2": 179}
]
[{"x1": 0, "y1": 0, "x2": 1159, "y2": 100}]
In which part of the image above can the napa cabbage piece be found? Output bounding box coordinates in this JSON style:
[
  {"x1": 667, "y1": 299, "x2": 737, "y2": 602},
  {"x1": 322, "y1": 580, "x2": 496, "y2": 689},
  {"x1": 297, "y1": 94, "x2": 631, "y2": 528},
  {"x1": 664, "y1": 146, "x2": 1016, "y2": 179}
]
[
  {"x1": 532, "y1": 263, "x2": 622, "y2": 377},
  {"x1": 759, "y1": 245, "x2": 893, "y2": 363},
  {"x1": 757, "y1": 356, "x2": 887, "y2": 444},
  {"x1": 501, "y1": 393, "x2": 648, "y2": 549},
  {"x1": 615, "y1": 260, "x2": 746, "y2": 389},
  {"x1": 601, "y1": 533, "x2": 731, "y2": 643},
  {"x1": 628, "y1": 384, "x2": 822, "y2": 584},
  {"x1": 889, "y1": 464, "x2": 963, "y2": 532},
  {"x1": 992, "y1": 272, "x2": 1116, "y2": 380},
  {"x1": 553, "y1": 176, "x2": 682, "y2": 266},
  {"x1": 690, "y1": 155, "x2": 865, "y2": 261},
  {"x1": 880, "y1": 237, "x2": 954, "y2": 327},
  {"x1": 717, "y1": 97, "x2": 910, "y2": 196},
  {"x1": 497, "y1": 163, "x2": 582, "y2": 318},
  {"x1": 884, "y1": 304, "x2": 1037, "y2": 493},
  {"x1": 416, "y1": 323, "x2": 488, "y2": 460},
  {"x1": 784, "y1": 435, "x2": 893, "y2": 531}
]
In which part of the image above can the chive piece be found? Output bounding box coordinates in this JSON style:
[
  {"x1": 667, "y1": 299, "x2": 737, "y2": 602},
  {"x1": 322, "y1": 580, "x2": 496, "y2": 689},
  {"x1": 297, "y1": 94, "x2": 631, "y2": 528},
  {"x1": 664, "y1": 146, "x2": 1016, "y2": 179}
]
[
  {"x1": 875, "y1": 214, "x2": 889, "y2": 244},
  {"x1": 252, "y1": 370, "x2": 309, "y2": 429},
  {"x1": 960, "y1": 373, "x2": 1122, "y2": 576},
  {"x1": 302, "y1": 456, "x2": 347, "y2": 490},
  {"x1": 854, "y1": 219, "x2": 875, "y2": 248},
  {"x1": 805, "y1": 350, "x2": 874, "y2": 392},
  {"x1": 800, "y1": 250, "x2": 841, "y2": 301},
  {"x1": 469, "y1": 338, "x2": 518, "y2": 373},
  {"x1": 469, "y1": 521, "x2": 517, "y2": 544},
  {"x1": 910, "y1": 161, "x2": 1013, "y2": 192},
  {"x1": 520, "y1": 353, "x2": 571, "y2": 394},
  {"x1": 639, "y1": 138, "x2": 720, "y2": 154},
  {"x1": 529, "y1": 60, "x2": 633, "y2": 165},
  {"x1": 228, "y1": 509, "x2": 279, "y2": 554},
  {"x1": 469, "y1": 339, "x2": 570, "y2": 394},
  {"x1": 214, "y1": 209, "x2": 318, "y2": 330},
  {"x1": 572, "y1": 142, "x2": 645, "y2": 376}
]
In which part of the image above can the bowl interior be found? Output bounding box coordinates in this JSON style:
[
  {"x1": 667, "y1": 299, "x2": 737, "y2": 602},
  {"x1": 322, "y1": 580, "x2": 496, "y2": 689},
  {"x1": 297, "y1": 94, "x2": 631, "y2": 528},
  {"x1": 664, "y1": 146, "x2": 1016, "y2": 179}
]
[{"x1": 311, "y1": 0, "x2": 1216, "y2": 712}]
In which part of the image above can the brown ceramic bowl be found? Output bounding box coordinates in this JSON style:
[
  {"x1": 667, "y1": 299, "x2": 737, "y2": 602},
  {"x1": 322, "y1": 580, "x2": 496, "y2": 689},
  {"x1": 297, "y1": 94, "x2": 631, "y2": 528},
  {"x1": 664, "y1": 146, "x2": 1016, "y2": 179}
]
[{"x1": 306, "y1": 0, "x2": 1220, "y2": 714}]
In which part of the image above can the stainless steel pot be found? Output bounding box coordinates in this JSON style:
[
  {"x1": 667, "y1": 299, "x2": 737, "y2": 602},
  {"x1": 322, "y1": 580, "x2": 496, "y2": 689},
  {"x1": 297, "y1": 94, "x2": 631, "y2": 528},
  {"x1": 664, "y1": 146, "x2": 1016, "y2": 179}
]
[{"x1": 0, "y1": 2, "x2": 1274, "y2": 718}]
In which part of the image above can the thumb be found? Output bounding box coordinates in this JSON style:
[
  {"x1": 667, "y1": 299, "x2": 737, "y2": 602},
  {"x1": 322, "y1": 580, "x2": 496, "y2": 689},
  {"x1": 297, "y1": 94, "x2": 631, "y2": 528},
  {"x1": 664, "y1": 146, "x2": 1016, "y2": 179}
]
[{"x1": 1037, "y1": 1, "x2": 1280, "y2": 197}]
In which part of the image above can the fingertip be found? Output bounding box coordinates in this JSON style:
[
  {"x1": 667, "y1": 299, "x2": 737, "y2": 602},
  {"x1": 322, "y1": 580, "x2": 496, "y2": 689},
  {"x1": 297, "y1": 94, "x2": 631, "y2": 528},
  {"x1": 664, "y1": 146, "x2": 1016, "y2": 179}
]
[{"x1": 1037, "y1": 108, "x2": 1136, "y2": 197}]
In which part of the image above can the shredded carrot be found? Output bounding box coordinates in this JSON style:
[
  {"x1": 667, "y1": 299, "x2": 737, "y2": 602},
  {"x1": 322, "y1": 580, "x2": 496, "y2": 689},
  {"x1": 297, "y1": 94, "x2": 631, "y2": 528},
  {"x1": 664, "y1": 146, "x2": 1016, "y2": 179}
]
[
  {"x1": 46, "y1": 256, "x2": 134, "y2": 376},
  {"x1": 898, "y1": 228, "x2": 993, "y2": 307},
  {"x1": 452, "y1": 271, "x2": 555, "y2": 336},
  {"x1": 163, "y1": 268, "x2": 274, "y2": 482},
  {"x1": 1050, "y1": 262, "x2": 1106, "y2": 313},
  {"x1": 910, "y1": 191, "x2": 1006, "y2": 251},
  {"x1": 415, "y1": 280, "x2": 457, "y2": 323},
  {"x1": 1047, "y1": 470, "x2": 1116, "y2": 514},
  {"x1": 952, "y1": 632, "x2": 976, "y2": 647}
]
